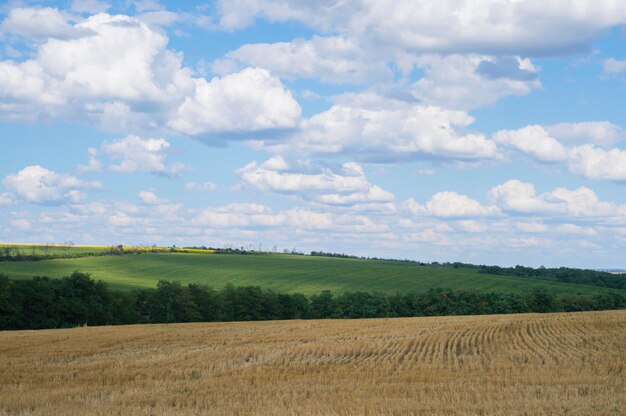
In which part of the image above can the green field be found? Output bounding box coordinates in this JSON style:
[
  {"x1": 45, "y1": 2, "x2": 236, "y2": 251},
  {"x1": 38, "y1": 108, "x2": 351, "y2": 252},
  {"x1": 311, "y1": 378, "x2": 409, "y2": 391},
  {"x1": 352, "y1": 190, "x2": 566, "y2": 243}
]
[{"x1": 0, "y1": 251, "x2": 623, "y2": 295}]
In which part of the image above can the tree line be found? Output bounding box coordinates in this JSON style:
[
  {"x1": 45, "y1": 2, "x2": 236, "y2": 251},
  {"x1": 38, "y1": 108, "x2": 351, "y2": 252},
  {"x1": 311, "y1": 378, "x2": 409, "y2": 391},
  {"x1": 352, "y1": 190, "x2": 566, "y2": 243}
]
[
  {"x1": 476, "y1": 264, "x2": 626, "y2": 289},
  {"x1": 0, "y1": 245, "x2": 130, "y2": 262},
  {"x1": 1, "y1": 272, "x2": 625, "y2": 331}
]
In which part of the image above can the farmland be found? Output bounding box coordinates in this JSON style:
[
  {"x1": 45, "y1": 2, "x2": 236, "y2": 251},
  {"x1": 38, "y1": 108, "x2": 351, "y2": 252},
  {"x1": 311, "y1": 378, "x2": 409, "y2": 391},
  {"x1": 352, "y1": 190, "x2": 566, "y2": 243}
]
[
  {"x1": 0, "y1": 250, "x2": 623, "y2": 295},
  {"x1": 0, "y1": 310, "x2": 624, "y2": 415}
]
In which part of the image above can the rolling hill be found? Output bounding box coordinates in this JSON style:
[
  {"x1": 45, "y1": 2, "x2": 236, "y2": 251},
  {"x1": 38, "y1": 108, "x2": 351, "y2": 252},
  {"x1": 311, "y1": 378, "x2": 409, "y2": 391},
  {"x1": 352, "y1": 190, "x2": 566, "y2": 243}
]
[{"x1": 0, "y1": 250, "x2": 623, "y2": 296}]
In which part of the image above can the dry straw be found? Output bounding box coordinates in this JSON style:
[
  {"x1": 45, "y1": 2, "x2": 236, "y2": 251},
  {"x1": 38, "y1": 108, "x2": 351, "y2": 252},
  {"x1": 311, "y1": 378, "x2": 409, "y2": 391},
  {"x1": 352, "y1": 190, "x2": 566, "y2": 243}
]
[{"x1": 0, "y1": 311, "x2": 624, "y2": 415}]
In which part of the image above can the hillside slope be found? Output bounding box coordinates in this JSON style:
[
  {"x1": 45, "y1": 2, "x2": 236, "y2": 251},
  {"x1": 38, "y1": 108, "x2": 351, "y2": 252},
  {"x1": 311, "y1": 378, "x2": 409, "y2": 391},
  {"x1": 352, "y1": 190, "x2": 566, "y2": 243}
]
[{"x1": 0, "y1": 252, "x2": 623, "y2": 295}]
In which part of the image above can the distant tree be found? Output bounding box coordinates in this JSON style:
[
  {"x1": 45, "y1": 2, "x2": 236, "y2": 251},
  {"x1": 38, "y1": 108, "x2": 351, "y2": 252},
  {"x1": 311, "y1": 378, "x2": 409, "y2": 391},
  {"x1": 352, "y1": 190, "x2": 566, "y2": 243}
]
[
  {"x1": 526, "y1": 288, "x2": 558, "y2": 313},
  {"x1": 310, "y1": 290, "x2": 338, "y2": 318},
  {"x1": 0, "y1": 274, "x2": 18, "y2": 330}
]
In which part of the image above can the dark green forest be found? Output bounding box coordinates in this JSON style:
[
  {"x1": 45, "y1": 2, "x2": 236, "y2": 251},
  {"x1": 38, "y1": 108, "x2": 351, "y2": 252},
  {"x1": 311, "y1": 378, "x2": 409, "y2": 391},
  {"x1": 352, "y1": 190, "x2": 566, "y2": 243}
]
[{"x1": 1, "y1": 272, "x2": 624, "y2": 331}]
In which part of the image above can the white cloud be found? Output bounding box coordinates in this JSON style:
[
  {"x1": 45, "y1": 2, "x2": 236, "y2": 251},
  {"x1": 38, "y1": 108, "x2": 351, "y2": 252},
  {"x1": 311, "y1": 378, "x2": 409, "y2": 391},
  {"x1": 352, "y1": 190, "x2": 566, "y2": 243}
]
[
  {"x1": 404, "y1": 192, "x2": 500, "y2": 218},
  {"x1": 216, "y1": 40, "x2": 540, "y2": 108},
  {"x1": 545, "y1": 121, "x2": 623, "y2": 148},
  {"x1": 488, "y1": 180, "x2": 564, "y2": 215},
  {"x1": 169, "y1": 67, "x2": 300, "y2": 136},
  {"x1": 457, "y1": 220, "x2": 488, "y2": 233},
  {"x1": 0, "y1": 12, "x2": 300, "y2": 141},
  {"x1": 282, "y1": 208, "x2": 334, "y2": 230},
  {"x1": 554, "y1": 223, "x2": 597, "y2": 236},
  {"x1": 411, "y1": 54, "x2": 541, "y2": 110},
  {"x1": 256, "y1": 94, "x2": 500, "y2": 162},
  {"x1": 3, "y1": 165, "x2": 101, "y2": 204},
  {"x1": 567, "y1": 145, "x2": 626, "y2": 181},
  {"x1": 194, "y1": 204, "x2": 333, "y2": 230},
  {"x1": 108, "y1": 213, "x2": 135, "y2": 227},
  {"x1": 138, "y1": 191, "x2": 166, "y2": 205},
  {"x1": 185, "y1": 181, "x2": 218, "y2": 192},
  {"x1": 493, "y1": 125, "x2": 568, "y2": 162},
  {"x1": 237, "y1": 156, "x2": 394, "y2": 206},
  {"x1": 426, "y1": 192, "x2": 500, "y2": 218},
  {"x1": 603, "y1": 58, "x2": 626, "y2": 74},
  {"x1": 494, "y1": 124, "x2": 626, "y2": 181},
  {"x1": 239, "y1": 156, "x2": 368, "y2": 193},
  {"x1": 214, "y1": 36, "x2": 391, "y2": 84},
  {"x1": 0, "y1": 7, "x2": 80, "y2": 39},
  {"x1": 516, "y1": 222, "x2": 548, "y2": 233},
  {"x1": 102, "y1": 135, "x2": 188, "y2": 177},
  {"x1": 78, "y1": 147, "x2": 102, "y2": 173},
  {"x1": 0, "y1": 13, "x2": 190, "y2": 120},
  {"x1": 215, "y1": 0, "x2": 626, "y2": 56},
  {"x1": 488, "y1": 179, "x2": 626, "y2": 218}
]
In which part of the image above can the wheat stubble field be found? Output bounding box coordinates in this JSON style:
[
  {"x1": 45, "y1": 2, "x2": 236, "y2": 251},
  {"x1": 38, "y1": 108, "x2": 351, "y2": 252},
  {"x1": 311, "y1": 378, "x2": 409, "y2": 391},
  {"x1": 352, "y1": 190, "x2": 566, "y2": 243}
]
[{"x1": 0, "y1": 311, "x2": 624, "y2": 416}]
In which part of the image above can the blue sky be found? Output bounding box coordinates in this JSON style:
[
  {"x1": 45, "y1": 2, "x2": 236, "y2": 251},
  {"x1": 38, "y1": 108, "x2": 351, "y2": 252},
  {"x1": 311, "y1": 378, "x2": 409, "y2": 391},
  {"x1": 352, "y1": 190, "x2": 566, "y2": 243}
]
[{"x1": 1, "y1": 0, "x2": 626, "y2": 268}]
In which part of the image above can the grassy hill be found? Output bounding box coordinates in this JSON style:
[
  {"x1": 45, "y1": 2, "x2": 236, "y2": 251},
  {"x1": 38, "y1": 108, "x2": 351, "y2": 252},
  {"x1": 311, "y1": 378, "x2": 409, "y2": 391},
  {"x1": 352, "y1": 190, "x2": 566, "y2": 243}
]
[{"x1": 0, "y1": 250, "x2": 623, "y2": 295}]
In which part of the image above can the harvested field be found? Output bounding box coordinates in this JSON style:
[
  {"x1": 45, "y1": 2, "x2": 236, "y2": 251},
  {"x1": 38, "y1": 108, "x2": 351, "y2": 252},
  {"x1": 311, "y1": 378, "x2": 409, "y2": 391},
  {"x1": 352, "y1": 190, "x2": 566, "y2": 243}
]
[{"x1": 0, "y1": 311, "x2": 624, "y2": 415}]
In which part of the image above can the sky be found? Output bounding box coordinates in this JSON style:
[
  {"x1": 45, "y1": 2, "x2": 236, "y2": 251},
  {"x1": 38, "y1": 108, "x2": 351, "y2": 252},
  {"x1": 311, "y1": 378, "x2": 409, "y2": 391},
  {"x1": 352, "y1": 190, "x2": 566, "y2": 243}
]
[{"x1": 1, "y1": 0, "x2": 626, "y2": 268}]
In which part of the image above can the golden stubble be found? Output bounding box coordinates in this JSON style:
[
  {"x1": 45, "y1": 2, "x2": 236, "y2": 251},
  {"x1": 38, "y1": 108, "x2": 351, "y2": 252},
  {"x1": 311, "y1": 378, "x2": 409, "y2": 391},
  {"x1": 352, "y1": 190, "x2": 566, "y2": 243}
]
[{"x1": 0, "y1": 311, "x2": 624, "y2": 415}]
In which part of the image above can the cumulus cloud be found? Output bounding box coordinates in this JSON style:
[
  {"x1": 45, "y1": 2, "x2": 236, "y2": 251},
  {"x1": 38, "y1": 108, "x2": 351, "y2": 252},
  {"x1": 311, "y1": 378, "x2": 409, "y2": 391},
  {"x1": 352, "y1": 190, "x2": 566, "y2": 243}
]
[
  {"x1": 138, "y1": 190, "x2": 166, "y2": 205},
  {"x1": 411, "y1": 54, "x2": 541, "y2": 110},
  {"x1": 493, "y1": 125, "x2": 568, "y2": 162},
  {"x1": 214, "y1": 36, "x2": 392, "y2": 84},
  {"x1": 545, "y1": 121, "x2": 623, "y2": 148},
  {"x1": 404, "y1": 192, "x2": 500, "y2": 218},
  {"x1": 567, "y1": 145, "x2": 626, "y2": 181},
  {"x1": 0, "y1": 12, "x2": 300, "y2": 141},
  {"x1": 78, "y1": 147, "x2": 102, "y2": 173},
  {"x1": 0, "y1": 13, "x2": 190, "y2": 121},
  {"x1": 255, "y1": 94, "x2": 500, "y2": 162},
  {"x1": 169, "y1": 68, "x2": 300, "y2": 136},
  {"x1": 3, "y1": 165, "x2": 101, "y2": 204},
  {"x1": 488, "y1": 180, "x2": 566, "y2": 214},
  {"x1": 215, "y1": 41, "x2": 540, "y2": 109},
  {"x1": 488, "y1": 179, "x2": 626, "y2": 218},
  {"x1": 102, "y1": 135, "x2": 188, "y2": 177},
  {"x1": 237, "y1": 156, "x2": 394, "y2": 206},
  {"x1": 215, "y1": 0, "x2": 626, "y2": 56},
  {"x1": 425, "y1": 192, "x2": 500, "y2": 218},
  {"x1": 494, "y1": 124, "x2": 626, "y2": 181}
]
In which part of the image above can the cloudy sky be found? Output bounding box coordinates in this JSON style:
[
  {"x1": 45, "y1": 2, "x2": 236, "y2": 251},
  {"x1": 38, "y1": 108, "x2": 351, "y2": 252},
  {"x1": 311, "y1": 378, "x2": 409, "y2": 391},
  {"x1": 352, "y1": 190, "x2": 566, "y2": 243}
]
[{"x1": 1, "y1": 0, "x2": 626, "y2": 268}]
